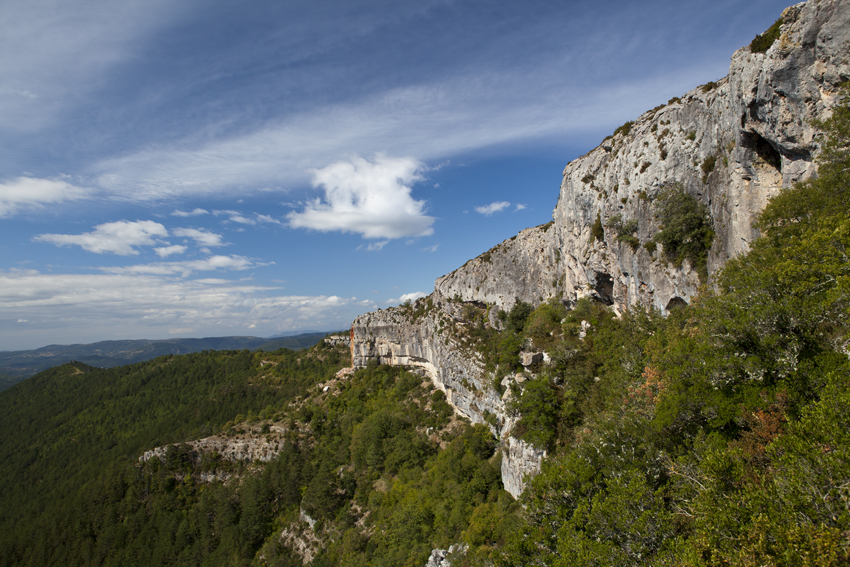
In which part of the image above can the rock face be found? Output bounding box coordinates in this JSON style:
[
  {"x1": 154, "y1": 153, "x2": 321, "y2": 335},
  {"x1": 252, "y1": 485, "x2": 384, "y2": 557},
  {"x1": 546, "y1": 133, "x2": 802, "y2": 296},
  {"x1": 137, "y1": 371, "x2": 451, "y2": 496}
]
[
  {"x1": 351, "y1": 0, "x2": 850, "y2": 498},
  {"x1": 500, "y1": 436, "x2": 547, "y2": 498},
  {"x1": 553, "y1": 0, "x2": 850, "y2": 314},
  {"x1": 351, "y1": 293, "x2": 503, "y2": 429},
  {"x1": 434, "y1": 223, "x2": 563, "y2": 312}
]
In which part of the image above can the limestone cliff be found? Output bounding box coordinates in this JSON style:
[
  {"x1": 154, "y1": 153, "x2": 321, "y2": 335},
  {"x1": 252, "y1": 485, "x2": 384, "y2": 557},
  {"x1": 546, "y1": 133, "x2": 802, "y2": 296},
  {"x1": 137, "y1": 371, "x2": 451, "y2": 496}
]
[
  {"x1": 555, "y1": 0, "x2": 849, "y2": 314},
  {"x1": 434, "y1": 223, "x2": 563, "y2": 313},
  {"x1": 351, "y1": 292, "x2": 502, "y2": 429},
  {"x1": 351, "y1": 0, "x2": 850, "y2": 498}
]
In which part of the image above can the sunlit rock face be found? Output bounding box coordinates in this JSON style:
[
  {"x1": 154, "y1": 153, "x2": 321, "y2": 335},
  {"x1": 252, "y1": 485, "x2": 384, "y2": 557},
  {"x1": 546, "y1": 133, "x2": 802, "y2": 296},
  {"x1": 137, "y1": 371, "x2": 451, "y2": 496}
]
[
  {"x1": 350, "y1": 0, "x2": 850, "y2": 498},
  {"x1": 553, "y1": 0, "x2": 850, "y2": 314}
]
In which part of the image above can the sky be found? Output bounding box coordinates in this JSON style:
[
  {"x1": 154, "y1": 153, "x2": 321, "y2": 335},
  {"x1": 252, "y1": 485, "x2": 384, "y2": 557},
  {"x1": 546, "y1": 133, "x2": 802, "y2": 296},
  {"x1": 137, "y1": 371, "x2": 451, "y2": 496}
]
[{"x1": 0, "y1": 0, "x2": 793, "y2": 351}]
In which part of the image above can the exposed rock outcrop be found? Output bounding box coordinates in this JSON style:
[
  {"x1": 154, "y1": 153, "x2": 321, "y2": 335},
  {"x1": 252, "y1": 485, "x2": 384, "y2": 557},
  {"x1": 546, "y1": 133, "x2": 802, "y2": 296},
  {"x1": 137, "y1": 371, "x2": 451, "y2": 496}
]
[
  {"x1": 140, "y1": 425, "x2": 288, "y2": 464},
  {"x1": 500, "y1": 436, "x2": 547, "y2": 498},
  {"x1": 424, "y1": 543, "x2": 468, "y2": 567},
  {"x1": 351, "y1": 0, "x2": 850, "y2": 498},
  {"x1": 351, "y1": 294, "x2": 502, "y2": 429},
  {"x1": 434, "y1": 223, "x2": 563, "y2": 312}
]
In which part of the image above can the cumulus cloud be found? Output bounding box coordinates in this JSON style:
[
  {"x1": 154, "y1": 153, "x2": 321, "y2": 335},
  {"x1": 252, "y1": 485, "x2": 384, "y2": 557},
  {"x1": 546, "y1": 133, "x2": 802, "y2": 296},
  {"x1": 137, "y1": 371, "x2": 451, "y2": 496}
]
[
  {"x1": 475, "y1": 201, "x2": 511, "y2": 216},
  {"x1": 0, "y1": 177, "x2": 89, "y2": 217},
  {"x1": 154, "y1": 244, "x2": 187, "y2": 258},
  {"x1": 515, "y1": 203, "x2": 527, "y2": 211},
  {"x1": 34, "y1": 220, "x2": 168, "y2": 255},
  {"x1": 287, "y1": 154, "x2": 434, "y2": 239},
  {"x1": 172, "y1": 227, "x2": 225, "y2": 247},
  {"x1": 171, "y1": 208, "x2": 209, "y2": 217}
]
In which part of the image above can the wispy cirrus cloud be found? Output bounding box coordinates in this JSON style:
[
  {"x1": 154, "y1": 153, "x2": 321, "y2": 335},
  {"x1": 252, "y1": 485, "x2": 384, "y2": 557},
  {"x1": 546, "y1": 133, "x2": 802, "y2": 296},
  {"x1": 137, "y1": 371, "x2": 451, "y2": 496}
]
[
  {"x1": 171, "y1": 208, "x2": 209, "y2": 217},
  {"x1": 288, "y1": 154, "x2": 434, "y2": 239},
  {"x1": 102, "y1": 255, "x2": 262, "y2": 277},
  {"x1": 213, "y1": 210, "x2": 282, "y2": 226}
]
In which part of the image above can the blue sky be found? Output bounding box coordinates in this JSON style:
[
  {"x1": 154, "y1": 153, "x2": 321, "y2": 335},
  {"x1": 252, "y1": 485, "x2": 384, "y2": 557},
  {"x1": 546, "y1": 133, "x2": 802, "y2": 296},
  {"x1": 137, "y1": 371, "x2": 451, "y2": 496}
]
[{"x1": 0, "y1": 0, "x2": 792, "y2": 350}]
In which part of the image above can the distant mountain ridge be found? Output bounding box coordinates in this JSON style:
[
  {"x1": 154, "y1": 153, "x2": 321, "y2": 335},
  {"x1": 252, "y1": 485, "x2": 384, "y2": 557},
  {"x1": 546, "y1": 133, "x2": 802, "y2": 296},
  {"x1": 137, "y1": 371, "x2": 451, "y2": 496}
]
[{"x1": 0, "y1": 332, "x2": 343, "y2": 390}]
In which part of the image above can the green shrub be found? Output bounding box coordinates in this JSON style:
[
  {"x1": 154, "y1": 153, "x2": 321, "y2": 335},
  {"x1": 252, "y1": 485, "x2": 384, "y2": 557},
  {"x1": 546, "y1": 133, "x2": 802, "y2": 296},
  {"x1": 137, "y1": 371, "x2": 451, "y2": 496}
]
[
  {"x1": 701, "y1": 155, "x2": 717, "y2": 182},
  {"x1": 507, "y1": 301, "x2": 534, "y2": 334},
  {"x1": 591, "y1": 211, "x2": 605, "y2": 243},
  {"x1": 750, "y1": 17, "x2": 783, "y2": 53},
  {"x1": 701, "y1": 81, "x2": 718, "y2": 93},
  {"x1": 652, "y1": 185, "x2": 714, "y2": 278},
  {"x1": 613, "y1": 121, "x2": 634, "y2": 137}
]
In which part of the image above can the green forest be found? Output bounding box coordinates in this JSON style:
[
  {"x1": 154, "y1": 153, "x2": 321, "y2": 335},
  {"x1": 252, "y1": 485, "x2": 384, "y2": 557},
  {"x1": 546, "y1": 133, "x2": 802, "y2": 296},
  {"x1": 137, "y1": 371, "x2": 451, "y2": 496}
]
[{"x1": 1, "y1": 91, "x2": 849, "y2": 567}]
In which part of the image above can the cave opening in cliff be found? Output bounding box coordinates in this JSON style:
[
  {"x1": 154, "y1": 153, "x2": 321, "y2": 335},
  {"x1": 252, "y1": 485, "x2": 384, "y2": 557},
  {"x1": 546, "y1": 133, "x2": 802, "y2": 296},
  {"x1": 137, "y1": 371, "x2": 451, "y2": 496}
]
[
  {"x1": 742, "y1": 131, "x2": 782, "y2": 172},
  {"x1": 593, "y1": 272, "x2": 614, "y2": 305},
  {"x1": 665, "y1": 297, "x2": 688, "y2": 311}
]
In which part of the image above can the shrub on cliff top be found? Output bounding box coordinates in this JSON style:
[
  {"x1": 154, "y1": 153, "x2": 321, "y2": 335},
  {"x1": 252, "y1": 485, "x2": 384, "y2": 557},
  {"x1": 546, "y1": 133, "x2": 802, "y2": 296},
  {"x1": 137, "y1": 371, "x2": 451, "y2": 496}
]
[{"x1": 750, "y1": 17, "x2": 783, "y2": 53}]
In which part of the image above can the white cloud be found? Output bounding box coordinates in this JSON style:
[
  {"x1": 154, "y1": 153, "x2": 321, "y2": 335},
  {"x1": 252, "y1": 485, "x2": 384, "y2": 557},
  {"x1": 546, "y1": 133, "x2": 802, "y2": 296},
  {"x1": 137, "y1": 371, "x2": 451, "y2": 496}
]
[
  {"x1": 34, "y1": 220, "x2": 168, "y2": 255},
  {"x1": 475, "y1": 201, "x2": 511, "y2": 216},
  {"x1": 0, "y1": 268, "x2": 366, "y2": 350},
  {"x1": 422, "y1": 244, "x2": 439, "y2": 253},
  {"x1": 171, "y1": 208, "x2": 208, "y2": 217},
  {"x1": 213, "y1": 210, "x2": 280, "y2": 226},
  {"x1": 172, "y1": 227, "x2": 225, "y2": 247},
  {"x1": 154, "y1": 244, "x2": 187, "y2": 258},
  {"x1": 103, "y1": 255, "x2": 259, "y2": 277},
  {"x1": 515, "y1": 203, "x2": 527, "y2": 211},
  {"x1": 388, "y1": 291, "x2": 427, "y2": 305},
  {"x1": 288, "y1": 154, "x2": 434, "y2": 239},
  {"x1": 255, "y1": 214, "x2": 282, "y2": 225},
  {"x1": 221, "y1": 212, "x2": 256, "y2": 225},
  {"x1": 366, "y1": 240, "x2": 389, "y2": 251},
  {"x1": 0, "y1": 176, "x2": 89, "y2": 217},
  {"x1": 87, "y1": 64, "x2": 712, "y2": 204}
]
